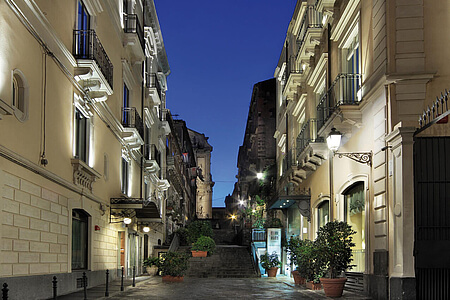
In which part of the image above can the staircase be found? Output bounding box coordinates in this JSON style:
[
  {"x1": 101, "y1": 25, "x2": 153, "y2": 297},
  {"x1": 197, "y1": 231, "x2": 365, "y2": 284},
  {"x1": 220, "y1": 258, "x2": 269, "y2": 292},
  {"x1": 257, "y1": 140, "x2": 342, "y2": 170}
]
[{"x1": 186, "y1": 245, "x2": 259, "y2": 278}]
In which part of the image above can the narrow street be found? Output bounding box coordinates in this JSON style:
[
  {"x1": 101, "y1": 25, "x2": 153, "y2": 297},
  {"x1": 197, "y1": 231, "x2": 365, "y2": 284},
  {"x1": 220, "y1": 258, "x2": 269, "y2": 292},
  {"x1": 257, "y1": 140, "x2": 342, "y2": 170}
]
[{"x1": 61, "y1": 276, "x2": 371, "y2": 300}]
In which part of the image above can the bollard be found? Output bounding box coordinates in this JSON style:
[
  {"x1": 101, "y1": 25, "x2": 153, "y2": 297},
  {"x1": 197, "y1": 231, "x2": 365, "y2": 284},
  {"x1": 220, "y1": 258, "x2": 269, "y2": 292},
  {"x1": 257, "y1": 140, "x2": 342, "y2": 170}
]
[
  {"x1": 132, "y1": 266, "x2": 136, "y2": 287},
  {"x1": 120, "y1": 267, "x2": 124, "y2": 291},
  {"x1": 105, "y1": 269, "x2": 109, "y2": 297},
  {"x1": 82, "y1": 272, "x2": 87, "y2": 300},
  {"x1": 52, "y1": 276, "x2": 57, "y2": 300},
  {"x1": 2, "y1": 283, "x2": 8, "y2": 300}
]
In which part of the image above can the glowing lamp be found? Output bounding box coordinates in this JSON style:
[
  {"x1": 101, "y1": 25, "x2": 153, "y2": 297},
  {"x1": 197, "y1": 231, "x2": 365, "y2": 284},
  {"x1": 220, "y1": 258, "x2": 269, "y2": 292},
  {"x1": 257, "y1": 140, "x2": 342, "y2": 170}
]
[
  {"x1": 143, "y1": 226, "x2": 150, "y2": 233},
  {"x1": 123, "y1": 217, "x2": 132, "y2": 225},
  {"x1": 327, "y1": 128, "x2": 342, "y2": 152}
]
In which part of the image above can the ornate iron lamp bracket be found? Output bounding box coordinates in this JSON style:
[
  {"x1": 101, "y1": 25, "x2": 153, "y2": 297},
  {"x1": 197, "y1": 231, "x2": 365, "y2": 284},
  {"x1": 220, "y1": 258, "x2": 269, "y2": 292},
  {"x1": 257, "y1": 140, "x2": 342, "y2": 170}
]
[{"x1": 334, "y1": 151, "x2": 372, "y2": 167}]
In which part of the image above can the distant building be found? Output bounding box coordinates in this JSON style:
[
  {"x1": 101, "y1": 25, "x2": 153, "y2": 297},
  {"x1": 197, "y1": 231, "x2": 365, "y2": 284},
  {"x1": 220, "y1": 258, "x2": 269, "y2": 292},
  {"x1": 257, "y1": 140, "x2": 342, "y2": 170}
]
[{"x1": 188, "y1": 129, "x2": 214, "y2": 219}]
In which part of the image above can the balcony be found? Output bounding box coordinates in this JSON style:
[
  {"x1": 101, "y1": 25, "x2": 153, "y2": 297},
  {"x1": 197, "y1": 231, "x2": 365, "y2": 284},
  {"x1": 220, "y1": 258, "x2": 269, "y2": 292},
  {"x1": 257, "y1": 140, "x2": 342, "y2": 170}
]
[
  {"x1": 296, "y1": 118, "x2": 324, "y2": 155},
  {"x1": 73, "y1": 30, "x2": 113, "y2": 94},
  {"x1": 315, "y1": 0, "x2": 336, "y2": 15},
  {"x1": 144, "y1": 144, "x2": 161, "y2": 178},
  {"x1": 283, "y1": 55, "x2": 303, "y2": 97},
  {"x1": 145, "y1": 73, "x2": 163, "y2": 106},
  {"x1": 317, "y1": 73, "x2": 362, "y2": 132},
  {"x1": 121, "y1": 107, "x2": 144, "y2": 150},
  {"x1": 123, "y1": 14, "x2": 145, "y2": 61},
  {"x1": 295, "y1": 5, "x2": 323, "y2": 62}
]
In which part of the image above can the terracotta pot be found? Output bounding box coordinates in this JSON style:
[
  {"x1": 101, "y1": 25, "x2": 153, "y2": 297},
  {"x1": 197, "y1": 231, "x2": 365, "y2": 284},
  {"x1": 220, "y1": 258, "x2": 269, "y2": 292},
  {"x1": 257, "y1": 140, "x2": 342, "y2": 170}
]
[
  {"x1": 266, "y1": 267, "x2": 278, "y2": 277},
  {"x1": 292, "y1": 270, "x2": 306, "y2": 285},
  {"x1": 162, "y1": 275, "x2": 184, "y2": 282},
  {"x1": 320, "y1": 277, "x2": 347, "y2": 297},
  {"x1": 306, "y1": 281, "x2": 322, "y2": 290},
  {"x1": 191, "y1": 250, "x2": 208, "y2": 257}
]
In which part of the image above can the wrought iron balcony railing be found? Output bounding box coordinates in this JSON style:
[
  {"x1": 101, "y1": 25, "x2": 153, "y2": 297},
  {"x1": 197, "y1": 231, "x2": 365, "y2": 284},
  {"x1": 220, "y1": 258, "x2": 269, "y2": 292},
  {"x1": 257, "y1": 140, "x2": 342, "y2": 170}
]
[
  {"x1": 123, "y1": 14, "x2": 145, "y2": 52},
  {"x1": 145, "y1": 73, "x2": 162, "y2": 101},
  {"x1": 296, "y1": 118, "x2": 324, "y2": 156},
  {"x1": 122, "y1": 107, "x2": 144, "y2": 139},
  {"x1": 317, "y1": 73, "x2": 362, "y2": 130},
  {"x1": 73, "y1": 30, "x2": 114, "y2": 89},
  {"x1": 296, "y1": 5, "x2": 323, "y2": 59}
]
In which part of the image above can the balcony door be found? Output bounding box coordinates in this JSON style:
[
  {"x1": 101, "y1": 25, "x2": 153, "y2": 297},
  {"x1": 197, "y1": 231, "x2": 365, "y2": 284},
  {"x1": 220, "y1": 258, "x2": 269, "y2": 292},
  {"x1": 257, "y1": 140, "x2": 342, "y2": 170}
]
[{"x1": 77, "y1": 1, "x2": 90, "y2": 58}]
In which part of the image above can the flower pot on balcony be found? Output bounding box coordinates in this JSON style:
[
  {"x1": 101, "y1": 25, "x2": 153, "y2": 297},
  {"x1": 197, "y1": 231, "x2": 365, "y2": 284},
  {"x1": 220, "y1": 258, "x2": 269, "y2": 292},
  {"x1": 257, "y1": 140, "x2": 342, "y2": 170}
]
[
  {"x1": 320, "y1": 277, "x2": 347, "y2": 297},
  {"x1": 292, "y1": 270, "x2": 306, "y2": 285},
  {"x1": 266, "y1": 267, "x2": 278, "y2": 277},
  {"x1": 306, "y1": 281, "x2": 322, "y2": 290},
  {"x1": 162, "y1": 275, "x2": 184, "y2": 282},
  {"x1": 191, "y1": 250, "x2": 207, "y2": 257}
]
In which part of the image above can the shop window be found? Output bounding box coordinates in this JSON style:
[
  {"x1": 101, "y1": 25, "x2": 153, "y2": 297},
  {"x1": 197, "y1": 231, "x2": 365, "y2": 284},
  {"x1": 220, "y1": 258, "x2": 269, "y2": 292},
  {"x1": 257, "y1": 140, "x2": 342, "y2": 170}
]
[
  {"x1": 344, "y1": 182, "x2": 365, "y2": 272},
  {"x1": 72, "y1": 209, "x2": 89, "y2": 270},
  {"x1": 317, "y1": 200, "x2": 329, "y2": 230}
]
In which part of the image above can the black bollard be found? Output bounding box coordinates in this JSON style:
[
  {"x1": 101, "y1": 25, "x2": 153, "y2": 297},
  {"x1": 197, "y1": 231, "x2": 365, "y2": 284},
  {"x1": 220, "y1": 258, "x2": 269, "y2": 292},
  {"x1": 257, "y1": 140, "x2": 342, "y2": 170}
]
[
  {"x1": 132, "y1": 266, "x2": 136, "y2": 287},
  {"x1": 82, "y1": 272, "x2": 87, "y2": 300},
  {"x1": 105, "y1": 269, "x2": 109, "y2": 297},
  {"x1": 120, "y1": 267, "x2": 124, "y2": 291},
  {"x1": 52, "y1": 276, "x2": 57, "y2": 300},
  {"x1": 2, "y1": 283, "x2": 8, "y2": 300}
]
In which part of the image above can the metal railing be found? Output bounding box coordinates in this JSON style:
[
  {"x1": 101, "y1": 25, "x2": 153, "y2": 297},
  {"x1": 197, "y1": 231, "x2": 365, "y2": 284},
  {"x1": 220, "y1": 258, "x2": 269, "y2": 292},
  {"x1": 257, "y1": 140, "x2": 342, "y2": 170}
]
[
  {"x1": 123, "y1": 14, "x2": 145, "y2": 52},
  {"x1": 121, "y1": 107, "x2": 144, "y2": 139},
  {"x1": 296, "y1": 5, "x2": 323, "y2": 59},
  {"x1": 73, "y1": 30, "x2": 114, "y2": 89},
  {"x1": 296, "y1": 118, "x2": 324, "y2": 156},
  {"x1": 145, "y1": 73, "x2": 163, "y2": 101},
  {"x1": 168, "y1": 232, "x2": 180, "y2": 252},
  {"x1": 250, "y1": 242, "x2": 262, "y2": 276},
  {"x1": 252, "y1": 229, "x2": 266, "y2": 242},
  {"x1": 317, "y1": 73, "x2": 362, "y2": 130}
]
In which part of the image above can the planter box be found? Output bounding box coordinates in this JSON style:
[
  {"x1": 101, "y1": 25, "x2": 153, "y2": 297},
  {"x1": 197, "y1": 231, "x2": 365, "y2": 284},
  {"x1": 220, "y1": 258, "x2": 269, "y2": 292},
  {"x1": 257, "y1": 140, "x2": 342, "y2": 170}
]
[
  {"x1": 306, "y1": 281, "x2": 322, "y2": 290},
  {"x1": 162, "y1": 275, "x2": 184, "y2": 282},
  {"x1": 191, "y1": 250, "x2": 207, "y2": 257}
]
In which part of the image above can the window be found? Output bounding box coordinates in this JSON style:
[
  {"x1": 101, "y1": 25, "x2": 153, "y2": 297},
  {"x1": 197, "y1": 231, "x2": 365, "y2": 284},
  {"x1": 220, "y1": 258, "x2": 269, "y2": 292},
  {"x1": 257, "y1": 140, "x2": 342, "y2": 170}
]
[
  {"x1": 74, "y1": 108, "x2": 90, "y2": 163},
  {"x1": 12, "y1": 70, "x2": 29, "y2": 121},
  {"x1": 77, "y1": 0, "x2": 91, "y2": 58},
  {"x1": 344, "y1": 182, "x2": 365, "y2": 272},
  {"x1": 122, "y1": 83, "x2": 130, "y2": 124},
  {"x1": 72, "y1": 209, "x2": 89, "y2": 270},
  {"x1": 121, "y1": 157, "x2": 129, "y2": 195},
  {"x1": 317, "y1": 200, "x2": 329, "y2": 230}
]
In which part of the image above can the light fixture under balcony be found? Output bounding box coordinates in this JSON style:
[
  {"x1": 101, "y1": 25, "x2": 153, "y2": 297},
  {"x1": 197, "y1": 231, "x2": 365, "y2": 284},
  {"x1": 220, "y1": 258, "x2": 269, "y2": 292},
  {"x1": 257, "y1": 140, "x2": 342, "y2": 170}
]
[{"x1": 326, "y1": 127, "x2": 342, "y2": 152}]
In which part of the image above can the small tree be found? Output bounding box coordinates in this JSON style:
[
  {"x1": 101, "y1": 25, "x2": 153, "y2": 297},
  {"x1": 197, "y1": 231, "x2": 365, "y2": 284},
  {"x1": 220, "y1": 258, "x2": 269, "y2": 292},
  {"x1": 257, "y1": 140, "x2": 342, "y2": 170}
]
[
  {"x1": 315, "y1": 221, "x2": 356, "y2": 278},
  {"x1": 192, "y1": 235, "x2": 216, "y2": 255},
  {"x1": 260, "y1": 252, "x2": 280, "y2": 269},
  {"x1": 158, "y1": 251, "x2": 190, "y2": 277},
  {"x1": 187, "y1": 220, "x2": 213, "y2": 244},
  {"x1": 287, "y1": 237, "x2": 324, "y2": 282}
]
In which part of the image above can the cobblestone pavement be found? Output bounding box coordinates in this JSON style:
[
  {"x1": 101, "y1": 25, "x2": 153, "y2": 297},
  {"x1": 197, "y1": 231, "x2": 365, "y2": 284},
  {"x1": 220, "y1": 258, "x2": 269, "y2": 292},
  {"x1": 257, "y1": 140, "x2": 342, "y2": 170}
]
[{"x1": 85, "y1": 276, "x2": 371, "y2": 300}]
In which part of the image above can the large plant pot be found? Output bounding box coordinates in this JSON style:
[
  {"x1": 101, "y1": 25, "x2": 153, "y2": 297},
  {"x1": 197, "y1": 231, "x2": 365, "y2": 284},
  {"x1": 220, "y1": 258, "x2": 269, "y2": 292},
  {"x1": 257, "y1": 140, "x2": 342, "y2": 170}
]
[
  {"x1": 320, "y1": 277, "x2": 347, "y2": 297},
  {"x1": 162, "y1": 275, "x2": 184, "y2": 282},
  {"x1": 191, "y1": 250, "x2": 207, "y2": 257},
  {"x1": 266, "y1": 267, "x2": 278, "y2": 277},
  {"x1": 292, "y1": 270, "x2": 306, "y2": 285},
  {"x1": 306, "y1": 281, "x2": 322, "y2": 290},
  {"x1": 146, "y1": 265, "x2": 158, "y2": 276}
]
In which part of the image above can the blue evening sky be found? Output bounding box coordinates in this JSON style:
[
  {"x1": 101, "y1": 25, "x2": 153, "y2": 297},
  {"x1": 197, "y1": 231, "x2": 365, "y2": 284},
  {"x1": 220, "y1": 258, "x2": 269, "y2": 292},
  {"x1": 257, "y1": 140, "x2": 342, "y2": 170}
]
[{"x1": 154, "y1": 1, "x2": 296, "y2": 207}]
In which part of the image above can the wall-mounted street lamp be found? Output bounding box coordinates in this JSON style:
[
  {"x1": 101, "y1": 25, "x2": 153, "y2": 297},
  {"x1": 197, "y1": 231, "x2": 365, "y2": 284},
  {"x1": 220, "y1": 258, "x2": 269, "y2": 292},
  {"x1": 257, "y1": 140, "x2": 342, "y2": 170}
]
[
  {"x1": 123, "y1": 217, "x2": 132, "y2": 225},
  {"x1": 256, "y1": 172, "x2": 264, "y2": 179},
  {"x1": 327, "y1": 128, "x2": 372, "y2": 166},
  {"x1": 143, "y1": 226, "x2": 150, "y2": 233}
]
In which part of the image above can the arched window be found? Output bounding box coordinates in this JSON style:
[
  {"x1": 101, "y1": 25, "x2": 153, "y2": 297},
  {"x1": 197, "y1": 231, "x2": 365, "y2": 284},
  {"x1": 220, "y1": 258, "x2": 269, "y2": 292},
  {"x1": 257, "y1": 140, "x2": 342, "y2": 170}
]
[
  {"x1": 343, "y1": 182, "x2": 365, "y2": 272},
  {"x1": 72, "y1": 209, "x2": 89, "y2": 270},
  {"x1": 12, "y1": 69, "x2": 29, "y2": 121},
  {"x1": 317, "y1": 200, "x2": 329, "y2": 230}
]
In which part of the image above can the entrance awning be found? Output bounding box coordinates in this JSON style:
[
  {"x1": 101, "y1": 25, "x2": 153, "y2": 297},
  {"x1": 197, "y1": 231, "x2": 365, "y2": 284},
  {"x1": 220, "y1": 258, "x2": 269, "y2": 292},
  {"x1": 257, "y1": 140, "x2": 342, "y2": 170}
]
[{"x1": 268, "y1": 194, "x2": 311, "y2": 221}]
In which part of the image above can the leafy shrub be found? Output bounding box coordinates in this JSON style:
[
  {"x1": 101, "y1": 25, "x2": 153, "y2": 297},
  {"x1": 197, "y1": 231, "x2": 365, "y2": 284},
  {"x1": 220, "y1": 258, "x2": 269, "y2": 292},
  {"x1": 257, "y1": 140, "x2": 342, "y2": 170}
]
[
  {"x1": 264, "y1": 217, "x2": 283, "y2": 228},
  {"x1": 175, "y1": 227, "x2": 188, "y2": 246},
  {"x1": 315, "y1": 221, "x2": 356, "y2": 278},
  {"x1": 260, "y1": 252, "x2": 280, "y2": 269},
  {"x1": 143, "y1": 256, "x2": 159, "y2": 268},
  {"x1": 158, "y1": 251, "x2": 190, "y2": 277},
  {"x1": 187, "y1": 220, "x2": 213, "y2": 243},
  {"x1": 191, "y1": 235, "x2": 216, "y2": 254}
]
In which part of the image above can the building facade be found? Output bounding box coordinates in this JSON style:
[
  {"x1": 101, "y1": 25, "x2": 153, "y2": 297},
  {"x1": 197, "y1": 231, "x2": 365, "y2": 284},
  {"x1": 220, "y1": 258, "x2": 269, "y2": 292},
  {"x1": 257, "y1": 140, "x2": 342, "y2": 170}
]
[
  {"x1": 273, "y1": 0, "x2": 450, "y2": 299},
  {"x1": 188, "y1": 129, "x2": 214, "y2": 219},
  {"x1": 0, "y1": 0, "x2": 184, "y2": 298}
]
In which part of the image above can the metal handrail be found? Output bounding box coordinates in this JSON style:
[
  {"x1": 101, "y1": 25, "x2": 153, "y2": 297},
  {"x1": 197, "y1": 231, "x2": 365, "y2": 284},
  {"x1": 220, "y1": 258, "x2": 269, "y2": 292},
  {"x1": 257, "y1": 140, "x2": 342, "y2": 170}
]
[
  {"x1": 121, "y1": 107, "x2": 144, "y2": 139},
  {"x1": 296, "y1": 118, "x2": 324, "y2": 156},
  {"x1": 296, "y1": 5, "x2": 323, "y2": 60},
  {"x1": 146, "y1": 73, "x2": 162, "y2": 101},
  {"x1": 168, "y1": 232, "x2": 180, "y2": 252},
  {"x1": 73, "y1": 30, "x2": 114, "y2": 89},
  {"x1": 250, "y1": 242, "x2": 261, "y2": 277}
]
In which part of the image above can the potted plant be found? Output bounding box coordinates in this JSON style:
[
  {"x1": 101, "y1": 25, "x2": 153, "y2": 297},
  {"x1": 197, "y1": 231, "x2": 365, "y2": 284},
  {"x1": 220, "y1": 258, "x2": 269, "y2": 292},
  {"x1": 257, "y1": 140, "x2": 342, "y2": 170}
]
[
  {"x1": 143, "y1": 256, "x2": 159, "y2": 276},
  {"x1": 286, "y1": 236, "x2": 307, "y2": 285},
  {"x1": 191, "y1": 235, "x2": 216, "y2": 257},
  {"x1": 315, "y1": 221, "x2": 356, "y2": 297},
  {"x1": 159, "y1": 251, "x2": 190, "y2": 282},
  {"x1": 187, "y1": 220, "x2": 214, "y2": 244},
  {"x1": 260, "y1": 251, "x2": 280, "y2": 277}
]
